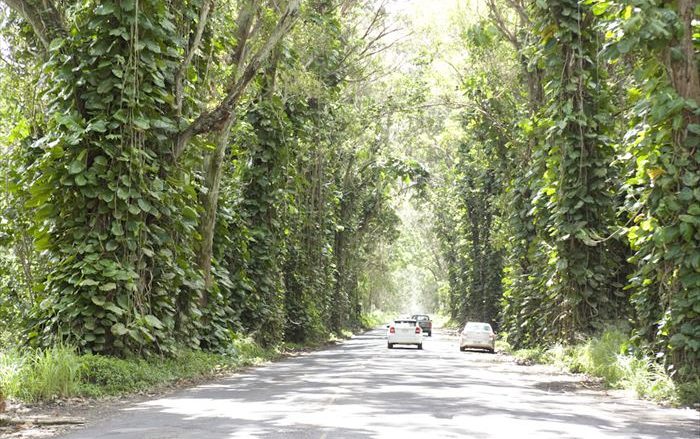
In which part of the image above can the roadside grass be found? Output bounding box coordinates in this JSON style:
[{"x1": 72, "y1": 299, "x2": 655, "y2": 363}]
[
  {"x1": 0, "y1": 329, "x2": 363, "y2": 404},
  {"x1": 499, "y1": 328, "x2": 700, "y2": 406},
  {"x1": 0, "y1": 346, "x2": 247, "y2": 402},
  {"x1": 0, "y1": 346, "x2": 81, "y2": 402}
]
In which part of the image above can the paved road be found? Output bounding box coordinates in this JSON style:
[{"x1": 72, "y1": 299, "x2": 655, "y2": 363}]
[{"x1": 58, "y1": 329, "x2": 699, "y2": 439}]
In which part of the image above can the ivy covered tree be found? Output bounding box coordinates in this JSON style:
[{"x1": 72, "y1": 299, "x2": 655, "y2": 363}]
[
  {"x1": 0, "y1": 0, "x2": 425, "y2": 354},
  {"x1": 431, "y1": 0, "x2": 698, "y2": 384}
]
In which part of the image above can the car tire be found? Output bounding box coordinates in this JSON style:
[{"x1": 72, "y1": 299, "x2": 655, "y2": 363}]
[
  {"x1": 417, "y1": 344, "x2": 423, "y2": 350},
  {"x1": 490, "y1": 349, "x2": 496, "y2": 354},
  {"x1": 428, "y1": 331, "x2": 432, "y2": 337},
  {"x1": 388, "y1": 343, "x2": 393, "y2": 349},
  {"x1": 459, "y1": 346, "x2": 466, "y2": 352}
]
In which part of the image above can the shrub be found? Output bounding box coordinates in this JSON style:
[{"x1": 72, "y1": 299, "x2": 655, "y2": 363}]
[
  {"x1": 512, "y1": 347, "x2": 548, "y2": 364},
  {"x1": 79, "y1": 354, "x2": 153, "y2": 396},
  {"x1": 229, "y1": 335, "x2": 272, "y2": 365},
  {"x1": 677, "y1": 379, "x2": 700, "y2": 406},
  {"x1": 79, "y1": 350, "x2": 239, "y2": 397},
  {"x1": 360, "y1": 310, "x2": 394, "y2": 329}
]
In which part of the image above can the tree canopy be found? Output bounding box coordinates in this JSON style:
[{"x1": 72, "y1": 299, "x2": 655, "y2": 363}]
[{"x1": 0, "y1": 0, "x2": 698, "y2": 387}]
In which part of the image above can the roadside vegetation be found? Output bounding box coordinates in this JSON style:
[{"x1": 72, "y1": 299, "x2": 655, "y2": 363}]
[
  {"x1": 498, "y1": 327, "x2": 700, "y2": 406},
  {"x1": 0, "y1": 324, "x2": 375, "y2": 403},
  {"x1": 414, "y1": 0, "x2": 699, "y2": 406}
]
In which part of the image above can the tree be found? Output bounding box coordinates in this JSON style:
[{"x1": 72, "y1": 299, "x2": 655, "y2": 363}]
[{"x1": 1, "y1": 0, "x2": 301, "y2": 354}]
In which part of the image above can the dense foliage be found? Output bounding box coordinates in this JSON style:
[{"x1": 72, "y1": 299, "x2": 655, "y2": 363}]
[
  {"x1": 1, "y1": 0, "x2": 698, "y2": 399},
  {"x1": 430, "y1": 0, "x2": 699, "y2": 384},
  {"x1": 0, "y1": 0, "x2": 423, "y2": 355}
]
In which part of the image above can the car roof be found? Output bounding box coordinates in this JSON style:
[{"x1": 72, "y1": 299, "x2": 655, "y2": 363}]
[{"x1": 464, "y1": 321, "x2": 492, "y2": 328}]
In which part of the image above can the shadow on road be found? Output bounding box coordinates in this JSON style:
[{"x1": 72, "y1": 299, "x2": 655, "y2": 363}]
[{"x1": 58, "y1": 329, "x2": 700, "y2": 439}]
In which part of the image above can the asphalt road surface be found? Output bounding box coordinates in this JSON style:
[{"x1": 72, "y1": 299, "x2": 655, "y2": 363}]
[{"x1": 58, "y1": 329, "x2": 699, "y2": 439}]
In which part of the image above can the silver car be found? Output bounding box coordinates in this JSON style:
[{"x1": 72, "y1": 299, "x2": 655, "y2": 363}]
[{"x1": 459, "y1": 322, "x2": 495, "y2": 353}]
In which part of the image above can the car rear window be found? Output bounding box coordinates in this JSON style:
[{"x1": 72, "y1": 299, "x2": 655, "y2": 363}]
[
  {"x1": 465, "y1": 323, "x2": 492, "y2": 332},
  {"x1": 412, "y1": 315, "x2": 429, "y2": 321}
]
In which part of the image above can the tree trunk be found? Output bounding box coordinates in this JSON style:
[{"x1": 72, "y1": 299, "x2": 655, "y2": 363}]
[
  {"x1": 663, "y1": 0, "x2": 700, "y2": 106},
  {"x1": 198, "y1": 118, "x2": 235, "y2": 294}
]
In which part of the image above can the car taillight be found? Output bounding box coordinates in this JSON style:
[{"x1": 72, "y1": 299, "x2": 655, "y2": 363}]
[
  {"x1": 389, "y1": 327, "x2": 395, "y2": 334},
  {"x1": 428, "y1": 322, "x2": 432, "y2": 328},
  {"x1": 415, "y1": 326, "x2": 421, "y2": 334}
]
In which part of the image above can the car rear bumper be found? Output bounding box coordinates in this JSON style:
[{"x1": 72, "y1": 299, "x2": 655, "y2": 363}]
[
  {"x1": 459, "y1": 337, "x2": 494, "y2": 350},
  {"x1": 388, "y1": 335, "x2": 422, "y2": 345}
]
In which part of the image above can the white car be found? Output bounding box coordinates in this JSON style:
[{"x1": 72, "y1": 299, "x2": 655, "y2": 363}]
[
  {"x1": 387, "y1": 319, "x2": 423, "y2": 349},
  {"x1": 459, "y1": 322, "x2": 496, "y2": 353}
]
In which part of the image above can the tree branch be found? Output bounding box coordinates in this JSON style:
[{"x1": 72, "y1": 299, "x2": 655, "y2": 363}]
[
  {"x1": 172, "y1": 0, "x2": 301, "y2": 161},
  {"x1": 504, "y1": 0, "x2": 530, "y2": 27},
  {"x1": 486, "y1": 0, "x2": 521, "y2": 50},
  {"x1": 229, "y1": 0, "x2": 258, "y2": 79},
  {"x1": 3, "y1": 0, "x2": 64, "y2": 51},
  {"x1": 175, "y1": 0, "x2": 214, "y2": 116}
]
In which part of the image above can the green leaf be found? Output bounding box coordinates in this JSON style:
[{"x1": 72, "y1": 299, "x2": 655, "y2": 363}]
[
  {"x1": 679, "y1": 215, "x2": 700, "y2": 225},
  {"x1": 117, "y1": 294, "x2": 128, "y2": 309},
  {"x1": 34, "y1": 234, "x2": 51, "y2": 251},
  {"x1": 151, "y1": 118, "x2": 176, "y2": 131},
  {"x1": 69, "y1": 159, "x2": 85, "y2": 175},
  {"x1": 81, "y1": 278, "x2": 100, "y2": 287},
  {"x1": 617, "y1": 38, "x2": 635, "y2": 55},
  {"x1": 183, "y1": 206, "x2": 198, "y2": 220},
  {"x1": 144, "y1": 314, "x2": 164, "y2": 329},
  {"x1": 111, "y1": 221, "x2": 124, "y2": 236},
  {"x1": 105, "y1": 303, "x2": 125, "y2": 316},
  {"x1": 97, "y1": 80, "x2": 113, "y2": 94},
  {"x1": 591, "y1": 2, "x2": 609, "y2": 15},
  {"x1": 117, "y1": 187, "x2": 129, "y2": 200},
  {"x1": 49, "y1": 38, "x2": 65, "y2": 52},
  {"x1": 680, "y1": 222, "x2": 693, "y2": 242},
  {"x1": 133, "y1": 117, "x2": 150, "y2": 130},
  {"x1": 682, "y1": 173, "x2": 699, "y2": 187},
  {"x1": 91, "y1": 295, "x2": 106, "y2": 306},
  {"x1": 137, "y1": 198, "x2": 152, "y2": 213},
  {"x1": 658, "y1": 226, "x2": 679, "y2": 243},
  {"x1": 111, "y1": 323, "x2": 128, "y2": 336},
  {"x1": 113, "y1": 109, "x2": 128, "y2": 123},
  {"x1": 99, "y1": 282, "x2": 117, "y2": 291}
]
